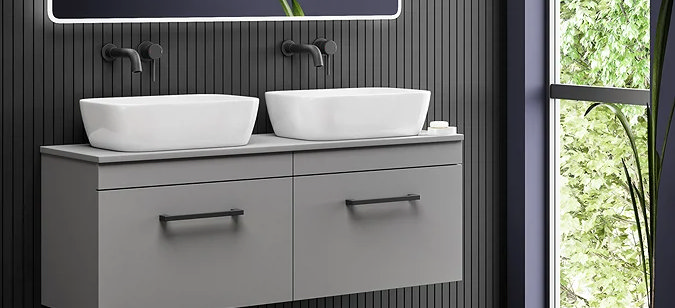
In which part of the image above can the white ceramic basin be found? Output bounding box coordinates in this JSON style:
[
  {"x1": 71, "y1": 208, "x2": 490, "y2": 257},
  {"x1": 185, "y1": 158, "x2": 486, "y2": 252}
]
[
  {"x1": 80, "y1": 94, "x2": 259, "y2": 152},
  {"x1": 265, "y1": 88, "x2": 430, "y2": 141}
]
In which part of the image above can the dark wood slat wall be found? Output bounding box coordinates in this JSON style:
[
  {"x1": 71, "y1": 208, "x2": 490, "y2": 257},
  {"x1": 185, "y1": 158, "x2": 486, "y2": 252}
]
[{"x1": 0, "y1": 0, "x2": 505, "y2": 306}]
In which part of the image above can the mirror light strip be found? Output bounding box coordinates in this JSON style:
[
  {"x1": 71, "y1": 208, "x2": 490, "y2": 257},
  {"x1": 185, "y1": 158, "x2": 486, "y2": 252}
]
[{"x1": 47, "y1": 0, "x2": 402, "y2": 24}]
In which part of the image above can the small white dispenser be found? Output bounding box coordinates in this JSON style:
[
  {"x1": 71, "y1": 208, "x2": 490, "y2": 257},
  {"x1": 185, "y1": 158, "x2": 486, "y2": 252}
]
[{"x1": 427, "y1": 121, "x2": 457, "y2": 136}]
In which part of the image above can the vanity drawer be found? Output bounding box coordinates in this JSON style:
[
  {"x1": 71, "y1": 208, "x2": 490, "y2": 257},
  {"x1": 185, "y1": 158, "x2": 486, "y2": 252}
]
[
  {"x1": 293, "y1": 165, "x2": 463, "y2": 300},
  {"x1": 98, "y1": 153, "x2": 292, "y2": 190},
  {"x1": 97, "y1": 178, "x2": 292, "y2": 308},
  {"x1": 293, "y1": 142, "x2": 462, "y2": 175}
]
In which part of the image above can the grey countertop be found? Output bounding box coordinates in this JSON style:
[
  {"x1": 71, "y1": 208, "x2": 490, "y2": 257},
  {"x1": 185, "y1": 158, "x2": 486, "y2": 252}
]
[{"x1": 40, "y1": 132, "x2": 464, "y2": 164}]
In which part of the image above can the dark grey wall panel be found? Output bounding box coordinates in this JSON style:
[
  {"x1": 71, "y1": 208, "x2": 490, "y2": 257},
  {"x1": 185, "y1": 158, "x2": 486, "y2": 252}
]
[{"x1": 0, "y1": 0, "x2": 505, "y2": 307}]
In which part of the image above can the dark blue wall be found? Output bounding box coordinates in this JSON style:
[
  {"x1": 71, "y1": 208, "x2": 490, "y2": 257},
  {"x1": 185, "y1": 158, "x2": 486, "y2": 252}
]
[
  {"x1": 651, "y1": 0, "x2": 675, "y2": 306},
  {"x1": 505, "y1": 0, "x2": 548, "y2": 307}
]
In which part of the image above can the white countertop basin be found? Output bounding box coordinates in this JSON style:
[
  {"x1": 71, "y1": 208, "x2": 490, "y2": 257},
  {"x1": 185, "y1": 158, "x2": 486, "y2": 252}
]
[
  {"x1": 265, "y1": 88, "x2": 430, "y2": 141},
  {"x1": 80, "y1": 94, "x2": 259, "y2": 152}
]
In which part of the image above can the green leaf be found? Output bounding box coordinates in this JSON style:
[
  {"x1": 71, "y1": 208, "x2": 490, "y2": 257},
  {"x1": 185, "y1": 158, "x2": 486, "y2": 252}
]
[
  {"x1": 652, "y1": 0, "x2": 674, "y2": 116},
  {"x1": 279, "y1": 0, "x2": 294, "y2": 16},
  {"x1": 586, "y1": 103, "x2": 646, "y2": 217},
  {"x1": 660, "y1": 96, "x2": 675, "y2": 174},
  {"x1": 650, "y1": 7, "x2": 673, "y2": 287},
  {"x1": 291, "y1": 0, "x2": 305, "y2": 16},
  {"x1": 623, "y1": 159, "x2": 650, "y2": 308},
  {"x1": 584, "y1": 103, "x2": 603, "y2": 117}
]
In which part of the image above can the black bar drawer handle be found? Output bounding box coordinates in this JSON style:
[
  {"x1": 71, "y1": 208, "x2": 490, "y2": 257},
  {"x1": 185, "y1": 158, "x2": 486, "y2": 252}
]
[
  {"x1": 345, "y1": 194, "x2": 421, "y2": 206},
  {"x1": 159, "y1": 209, "x2": 244, "y2": 222}
]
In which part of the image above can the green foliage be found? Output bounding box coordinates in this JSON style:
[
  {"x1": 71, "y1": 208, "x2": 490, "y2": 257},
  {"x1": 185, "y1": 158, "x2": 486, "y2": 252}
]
[
  {"x1": 560, "y1": 0, "x2": 650, "y2": 88},
  {"x1": 558, "y1": 0, "x2": 652, "y2": 307},
  {"x1": 560, "y1": 101, "x2": 649, "y2": 307},
  {"x1": 279, "y1": 0, "x2": 305, "y2": 16}
]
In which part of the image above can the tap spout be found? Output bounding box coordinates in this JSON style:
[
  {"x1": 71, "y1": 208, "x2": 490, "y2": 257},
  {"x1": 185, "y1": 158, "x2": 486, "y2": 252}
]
[
  {"x1": 281, "y1": 40, "x2": 324, "y2": 67},
  {"x1": 102, "y1": 44, "x2": 143, "y2": 73}
]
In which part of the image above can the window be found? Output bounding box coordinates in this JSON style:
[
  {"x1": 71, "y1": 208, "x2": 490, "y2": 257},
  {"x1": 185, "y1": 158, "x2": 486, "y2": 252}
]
[{"x1": 550, "y1": 0, "x2": 650, "y2": 307}]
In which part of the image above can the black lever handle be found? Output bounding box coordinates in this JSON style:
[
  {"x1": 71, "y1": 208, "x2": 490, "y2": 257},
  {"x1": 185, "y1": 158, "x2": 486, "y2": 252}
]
[
  {"x1": 138, "y1": 41, "x2": 163, "y2": 82},
  {"x1": 345, "y1": 194, "x2": 421, "y2": 206},
  {"x1": 314, "y1": 38, "x2": 337, "y2": 75},
  {"x1": 159, "y1": 209, "x2": 244, "y2": 222}
]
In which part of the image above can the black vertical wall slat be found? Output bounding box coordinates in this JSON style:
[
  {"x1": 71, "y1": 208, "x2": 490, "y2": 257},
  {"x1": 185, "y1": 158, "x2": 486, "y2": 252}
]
[
  {"x1": 419, "y1": 285, "x2": 427, "y2": 308},
  {"x1": 486, "y1": 0, "x2": 495, "y2": 306},
  {"x1": 471, "y1": 0, "x2": 481, "y2": 305},
  {"x1": 0, "y1": 0, "x2": 4, "y2": 300},
  {"x1": 102, "y1": 24, "x2": 112, "y2": 97},
  {"x1": 121, "y1": 23, "x2": 132, "y2": 95},
  {"x1": 378, "y1": 21, "x2": 387, "y2": 87},
  {"x1": 53, "y1": 24, "x2": 64, "y2": 144},
  {"x1": 31, "y1": 0, "x2": 43, "y2": 302},
  {"x1": 21, "y1": 0, "x2": 34, "y2": 305},
  {"x1": 436, "y1": 0, "x2": 443, "y2": 123},
  {"x1": 196, "y1": 22, "x2": 205, "y2": 94},
  {"x1": 168, "y1": 23, "x2": 177, "y2": 94},
  {"x1": 386, "y1": 290, "x2": 394, "y2": 308},
  {"x1": 365, "y1": 21, "x2": 373, "y2": 87},
  {"x1": 316, "y1": 22, "x2": 325, "y2": 88},
  {"x1": 0, "y1": 0, "x2": 504, "y2": 306},
  {"x1": 456, "y1": 0, "x2": 467, "y2": 306},
  {"x1": 379, "y1": 289, "x2": 387, "y2": 308},
  {"x1": 291, "y1": 22, "x2": 301, "y2": 89},
  {"x1": 417, "y1": 0, "x2": 425, "y2": 113},
  {"x1": 412, "y1": 287, "x2": 420, "y2": 308},
  {"x1": 258, "y1": 22, "x2": 268, "y2": 132},
  {"x1": 1, "y1": 0, "x2": 11, "y2": 298},
  {"x1": 93, "y1": 24, "x2": 101, "y2": 98},
  {"x1": 186, "y1": 22, "x2": 196, "y2": 93},
  {"x1": 307, "y1": 22, "x2": 316, "y2": 89},
  {"x1": 342, "y1": 294, "x2": 349, "y2": 308},
  {"x1": 176, "y1": 23, "x2": 186, "y2": 93},
  {"x1": 372, "y1": 21, "x2": 381, "y2": 87},
  {"x1": 149, "y1": 23, "x2": 159, "y2": 94},
  {"x1": 12, "y1": 0, "x2": 24, "y2": 306},
  {"x1": 325, "y1": 21, "x2": 335, "y2": 89},
  {"x1": 71, "y1": 25, "x2": 82, "y2": 142},
  {"x1": 130, "y1": 23, "x2": 141, "y2": 96},
  {"x1": 477, "y1": 0, "x2": 485, "y2": 307},
  {"x1": 349, "y1": 21, "x2": 357, "y2": 87},
  {"x1": 241, "y1": 23, "x2": 250, "y2": 96},
  {"x1": 111, "y1": 24, "x2": 121, "y2": 96},
  {"x1": 340, "y1": 21, "x2": 348, "y2": 88},
  {"x1": 63, "y1": 24, "x2": 72, "y2": 144},
  {"x1": 425, "y1": 286, "x2": 433, "y2": 308}
]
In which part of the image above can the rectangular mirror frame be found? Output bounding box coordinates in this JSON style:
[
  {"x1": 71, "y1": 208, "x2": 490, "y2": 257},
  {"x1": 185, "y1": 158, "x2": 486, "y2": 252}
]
[{"x1": 47, "y1": 0, "x2": 402, "y2": 24}]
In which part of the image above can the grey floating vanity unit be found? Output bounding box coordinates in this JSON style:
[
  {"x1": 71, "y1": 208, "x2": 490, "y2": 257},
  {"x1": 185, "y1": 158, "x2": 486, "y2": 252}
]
[{"x1": 41, "y1": 133, "x2": 464, "y2": 308}]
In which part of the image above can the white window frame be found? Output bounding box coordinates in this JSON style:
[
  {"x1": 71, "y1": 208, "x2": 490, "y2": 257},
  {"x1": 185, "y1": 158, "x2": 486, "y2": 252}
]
[{"x1": 547, "y1": 0, "x2": 649, "y2": 307}]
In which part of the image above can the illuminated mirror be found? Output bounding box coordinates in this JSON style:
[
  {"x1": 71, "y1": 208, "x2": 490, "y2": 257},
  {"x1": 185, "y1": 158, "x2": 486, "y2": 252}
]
[{"x1": 48, "y1": 0, "x2": 401, "y2": 23}]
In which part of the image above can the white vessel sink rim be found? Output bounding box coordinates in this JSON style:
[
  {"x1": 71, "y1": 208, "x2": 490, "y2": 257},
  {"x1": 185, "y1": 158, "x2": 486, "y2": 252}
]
[
  {"x1": 80, "y1": 94, "x2": 259, "y2": 152},
  {"x1": 266, "y1": 87, "x2": 429, "y2": 98},
  {"x1": 83, "y1": 94, "x2": 255, "y2": 105},
  {"x1": 265, "y1": 87, "x2": 431, "y2": 141}
]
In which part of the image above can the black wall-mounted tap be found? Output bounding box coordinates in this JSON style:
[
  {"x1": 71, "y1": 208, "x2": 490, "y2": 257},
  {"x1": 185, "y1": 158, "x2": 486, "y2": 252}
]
[
  {"x1": 281, "y1": 40, "x2": 324, "y2": 67},
  {"x1": 101, "y1": 42, "x2": 163, "y2": 81},
  {"x1": 281, "y1": 39, "x2": 338, "y2": 75},
  {"x1": 101, "y1": 43, "x2": 143, "y2": 73}
]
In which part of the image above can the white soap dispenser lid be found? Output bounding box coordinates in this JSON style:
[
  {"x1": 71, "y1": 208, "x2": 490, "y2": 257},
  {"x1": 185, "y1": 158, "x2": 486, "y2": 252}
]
[
  {"x1": 427, "y1": 121, "x2": 456, "y2": 135},
  {"x1": 429, "y1": 121, "x2": 450, "y2": 128}
]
